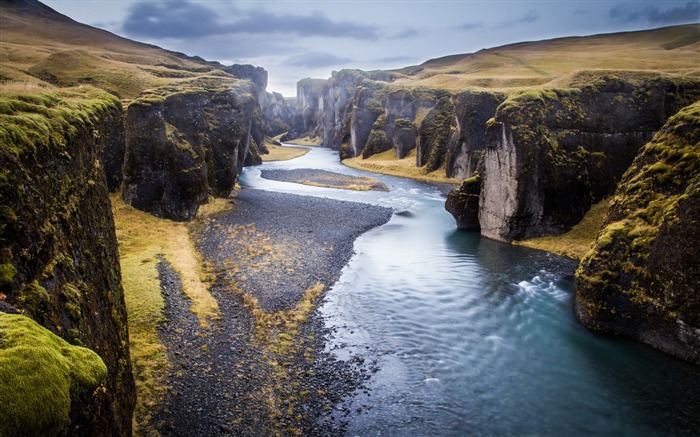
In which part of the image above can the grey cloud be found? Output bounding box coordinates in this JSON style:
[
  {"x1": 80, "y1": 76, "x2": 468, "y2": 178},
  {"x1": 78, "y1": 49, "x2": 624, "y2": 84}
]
[
  {"x1": 286, "y1": 52, "x2": 354, "y2": 68},
  {"x1": 123, "y1": 0, "x2": 223, "y2": 38},
  {"x1": 122, "y1": 0, "x2": 380, "y2": 40},
  {"x1": 610, "y1": 2, "x2": 699, "y2": 25},
  {"x1": 456, "y1": 21, "x2": 483, "y2": 31},
  {"x1": 392, "y1": 28, "x2": 423, "y2": 39}
]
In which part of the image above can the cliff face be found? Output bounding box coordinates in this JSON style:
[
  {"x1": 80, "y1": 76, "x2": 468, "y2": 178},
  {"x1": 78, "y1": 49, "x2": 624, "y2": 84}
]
[
  {"x1": 290, "y1": 78, "x2": 328, "y2": 139},
  {"x1": 122, "y1": 80, "x2": 264, "y2": 221},
  {"x1": 262, "y1": 91, "x2": 294, "y2": 137},
  {"x1": 574, "y1": 102, "x2": 700, "y2": 364},
  {"x1": 478, "y1": 76, "x2": 700, "y2": 241},
  {"x1": 0, "y1": 88, "x2": 135, "y2": 435}
]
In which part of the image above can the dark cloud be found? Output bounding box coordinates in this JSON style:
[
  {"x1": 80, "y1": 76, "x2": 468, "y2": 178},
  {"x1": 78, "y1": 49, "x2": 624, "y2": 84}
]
[
  {"x1": 610, "y1": 2, "x2": 699, "y2": 25},
  {"x1": 456, "y1": 21, "x2": 483, "y2": 31},
  {"x1": 285, "y1": 52, "x2": 354, "y2": 68},
  {"x1": 123, "y1": 0, "x2": 223, "y2": 38},
  {"x1": 122, "y1": 0, "x2": 380, "y2": 40}
]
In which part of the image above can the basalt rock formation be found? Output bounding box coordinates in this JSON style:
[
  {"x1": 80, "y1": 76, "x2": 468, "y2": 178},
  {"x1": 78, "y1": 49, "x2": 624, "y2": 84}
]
[
  {"x1": 477, "y1": 75, "x2": 700, "y2": 242},
  {"x1": 0, "y1": 87, "x2": 135, "y2": 436},
  {"x1": 122, "y1": 80, "x2": 265, "y2": 221},
  {"x1": 574, "y1": 102, "x2": 700, "y2": 364},
  {"x1": 291, "y1": 68, "x2": 699, "y2": 244}
]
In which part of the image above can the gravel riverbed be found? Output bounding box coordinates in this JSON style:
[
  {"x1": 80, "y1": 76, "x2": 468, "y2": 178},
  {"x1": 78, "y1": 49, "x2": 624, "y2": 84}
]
[{"x1": 152, "y1": 183, "x2": 393, "y2": 436}]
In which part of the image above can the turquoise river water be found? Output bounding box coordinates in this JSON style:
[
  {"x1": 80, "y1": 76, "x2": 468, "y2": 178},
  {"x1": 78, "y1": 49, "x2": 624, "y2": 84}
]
[{"x1": 239, "y1": 145, "x2": 700, "y2": 436}]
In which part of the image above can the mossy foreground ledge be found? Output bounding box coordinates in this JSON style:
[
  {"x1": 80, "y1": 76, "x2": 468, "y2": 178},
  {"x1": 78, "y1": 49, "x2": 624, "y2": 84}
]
[
  {"x1": 0, "y1": 313, "x2": 107, "y2": 437},
  {"x1": 575, "y1": 102, "x2": 700, "y2": 364}
]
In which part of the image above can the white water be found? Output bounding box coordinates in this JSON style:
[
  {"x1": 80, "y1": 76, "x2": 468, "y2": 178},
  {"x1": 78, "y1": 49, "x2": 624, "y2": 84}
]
[{"x1": 241, "y1": 145, "x2": 700, "y2": 436}]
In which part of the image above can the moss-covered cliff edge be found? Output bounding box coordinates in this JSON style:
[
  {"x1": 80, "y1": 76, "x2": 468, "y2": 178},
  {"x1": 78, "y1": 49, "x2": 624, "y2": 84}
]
[
  {"x1": 574, "y1": 102, "x2": 700, "y2": 364},
  {"x1": 0, "y1": 86, "x2": 135, "y2": 435}
]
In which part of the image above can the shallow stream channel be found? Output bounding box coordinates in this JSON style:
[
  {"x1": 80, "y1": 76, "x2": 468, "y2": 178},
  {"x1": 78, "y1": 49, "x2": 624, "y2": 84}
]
[{"x1": 241, "y1": 144, "x2": 700, "y2": 436}]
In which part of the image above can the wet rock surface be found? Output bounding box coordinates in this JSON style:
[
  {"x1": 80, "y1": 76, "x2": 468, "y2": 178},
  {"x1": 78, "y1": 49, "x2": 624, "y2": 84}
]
[{"x1": 152, "y1": 187, "x2": 392, "y2": 435}]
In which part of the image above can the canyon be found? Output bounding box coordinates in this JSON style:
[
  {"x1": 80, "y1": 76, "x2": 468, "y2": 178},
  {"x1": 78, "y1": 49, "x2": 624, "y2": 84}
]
[{"x1": 1, "y1": 0, "x2": 699, "y2": 434}]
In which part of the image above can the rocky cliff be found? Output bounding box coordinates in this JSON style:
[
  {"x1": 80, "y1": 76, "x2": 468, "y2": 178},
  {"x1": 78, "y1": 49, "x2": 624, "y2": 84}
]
[
  {"x1": 574, "y1": 102, "x2": 700, "y2": 364},
  {"x1": 290, "y1": 69, "x2": 699, "y2": 244},
  {"x1": 445, "y1": 75, "x2": 700, "y2": 241},
  {"x1": 262, "y1": 91, "x2": 294, "y2": 137},
  {"x1": 0, "y1": 87, "x2": 135, "y2": 436},
  {"x1": 122, "y1": 78, "x2": 264, "y2": 221}
]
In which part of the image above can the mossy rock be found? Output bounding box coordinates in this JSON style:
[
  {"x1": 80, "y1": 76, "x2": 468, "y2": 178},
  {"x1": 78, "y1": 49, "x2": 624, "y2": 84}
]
[
  {"x1": 574, "y1": 101, "x2": 700, "y2": 364},
  {"x1": 0, "y1": 313, "x2": 107, "y2": 437}
]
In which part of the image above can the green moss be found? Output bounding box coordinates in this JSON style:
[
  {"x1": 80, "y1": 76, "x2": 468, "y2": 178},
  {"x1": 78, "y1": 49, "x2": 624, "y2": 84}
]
[
  {"x1": 21, "y1": 281, "x2": 51, "y2": 318},
  {"x1": 0, "y1": 262, "x2": 17, "y2": 287},
  {"x1": 0, "y1": 313, "x2": 107, "y2": 437},
  {"x1": 0, "y1": 87, "x2": 120, "y2": 156}
]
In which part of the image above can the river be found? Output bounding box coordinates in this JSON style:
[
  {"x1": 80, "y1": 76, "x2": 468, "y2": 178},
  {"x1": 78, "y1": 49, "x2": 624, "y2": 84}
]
[{"x1": 239, "y1": 145, "x2": 700, "y2": 436}]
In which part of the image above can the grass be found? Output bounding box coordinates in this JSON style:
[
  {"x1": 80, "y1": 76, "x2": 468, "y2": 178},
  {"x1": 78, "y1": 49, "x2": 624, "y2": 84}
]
[
  {"x1": 343, "y1": 148, "x2": 460, "y2": 185},
  {"x1": 111, "y1": 194, "x2": 221, "y2": 435},
  {"x1": 262, "y1": 137, "x2": 310, "y2": 162},
  {"x1": 0, "y1": 3, "x2": 243, "y2": 100},
  {"x1": 390, "y1": 24, "x2": 700, "y2": 92},
  {"x1": 285, "y1": 135, "x2": 323, "y2": 146},
  {"x1": 0, "y1": 84, "x2": 121, "y2": 155},
  {"x1": 516, "y1": 197, "x2": 611, "y2": 260}
]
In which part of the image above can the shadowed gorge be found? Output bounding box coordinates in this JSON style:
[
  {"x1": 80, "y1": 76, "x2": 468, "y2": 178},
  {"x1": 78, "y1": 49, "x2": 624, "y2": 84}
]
[{"x1": 1, "y1": 0, "x2": 700, "y2": 435}]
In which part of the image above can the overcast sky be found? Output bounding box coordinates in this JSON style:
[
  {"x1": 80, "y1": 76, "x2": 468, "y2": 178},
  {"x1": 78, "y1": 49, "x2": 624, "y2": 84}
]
[{"x1": 40, "y1": 0, "x2": 699, "y2": 97}]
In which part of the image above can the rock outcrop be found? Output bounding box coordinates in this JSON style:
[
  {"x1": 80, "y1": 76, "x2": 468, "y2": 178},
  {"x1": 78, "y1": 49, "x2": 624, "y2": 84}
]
[
  {"x1": 477, "y1": 76, "x2": 700, "y2": 242},
  {"x1": 444, "y1": 175, "x2": 482, "y2": 231},
  {"x1": 0, "y1": 87, "x2": 135, "y2": 435},
  {"x1": 574, "y1": 102, "x2": 700, "y2": 364},
  {"x1": 443, "y1": 75, "x2": 700, "y2": 242},
  {"x1": 122, "y1": 79, "x2": 264, "y2": 221}
]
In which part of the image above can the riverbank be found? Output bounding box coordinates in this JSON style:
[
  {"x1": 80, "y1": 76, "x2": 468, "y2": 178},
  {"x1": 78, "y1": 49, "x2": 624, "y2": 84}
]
[{"x1": 151, "y1": 186, "x2": 392, "y2": 435}]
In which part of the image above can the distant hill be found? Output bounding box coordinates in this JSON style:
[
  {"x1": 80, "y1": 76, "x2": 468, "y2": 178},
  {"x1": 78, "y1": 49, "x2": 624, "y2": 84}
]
[
  {"x1": 0, "y1": 0, "x2": 238, "y2": 99},
  {"x1": 390, "y1": 24, "x2": 700, "y2": 91}
]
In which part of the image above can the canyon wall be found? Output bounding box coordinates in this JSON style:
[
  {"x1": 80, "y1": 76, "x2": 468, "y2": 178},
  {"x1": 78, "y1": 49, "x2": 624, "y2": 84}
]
[
  {"x1": 477, "y1": 76, "x2": 700, "y2": 241},
  {"x1": 575, "y1": 102, "x2": 700, "y2": 364},
  {"x1": 0, "y1": 88, "x2": 135, "y2": 436},
  {"x1": 289, "y1": 71, "x2": 699, "y2": 243},
  {"x1": 121, "y1": 79, "x2": 264, "y2": 221}
]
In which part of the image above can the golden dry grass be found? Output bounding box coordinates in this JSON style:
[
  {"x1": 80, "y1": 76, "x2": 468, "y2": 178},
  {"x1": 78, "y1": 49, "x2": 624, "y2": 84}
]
[
  {"x1": 516, "y1": 197, "x2": 611, "y2": 260},
  {"x1": 390, "y1": 25, "x2": 700, "y2": 92},
  {"x1": 112, "y1": 194, "x2": 221, "y2": 434},
  {"x1": 343, "y1": 148, "x2": 460, "y2": 184},
  {"x1": 0, "y1": 3, "x2": 236, "y2": 100},
  {"x1": 285, "y1": 135, "x2": 323, "y2": 146},
  {"x1": 262, "y1": 141, "x2": 310, "y2": 162}
]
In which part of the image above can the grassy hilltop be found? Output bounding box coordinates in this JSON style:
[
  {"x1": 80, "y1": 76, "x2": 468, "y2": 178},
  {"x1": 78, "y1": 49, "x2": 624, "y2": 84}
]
[
  {"x1": 391, "y1": 25, "x2": 700, "y2": 91},
  {"x1": 0, "y1": 0, "x2": 240, "y2": 100}
]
